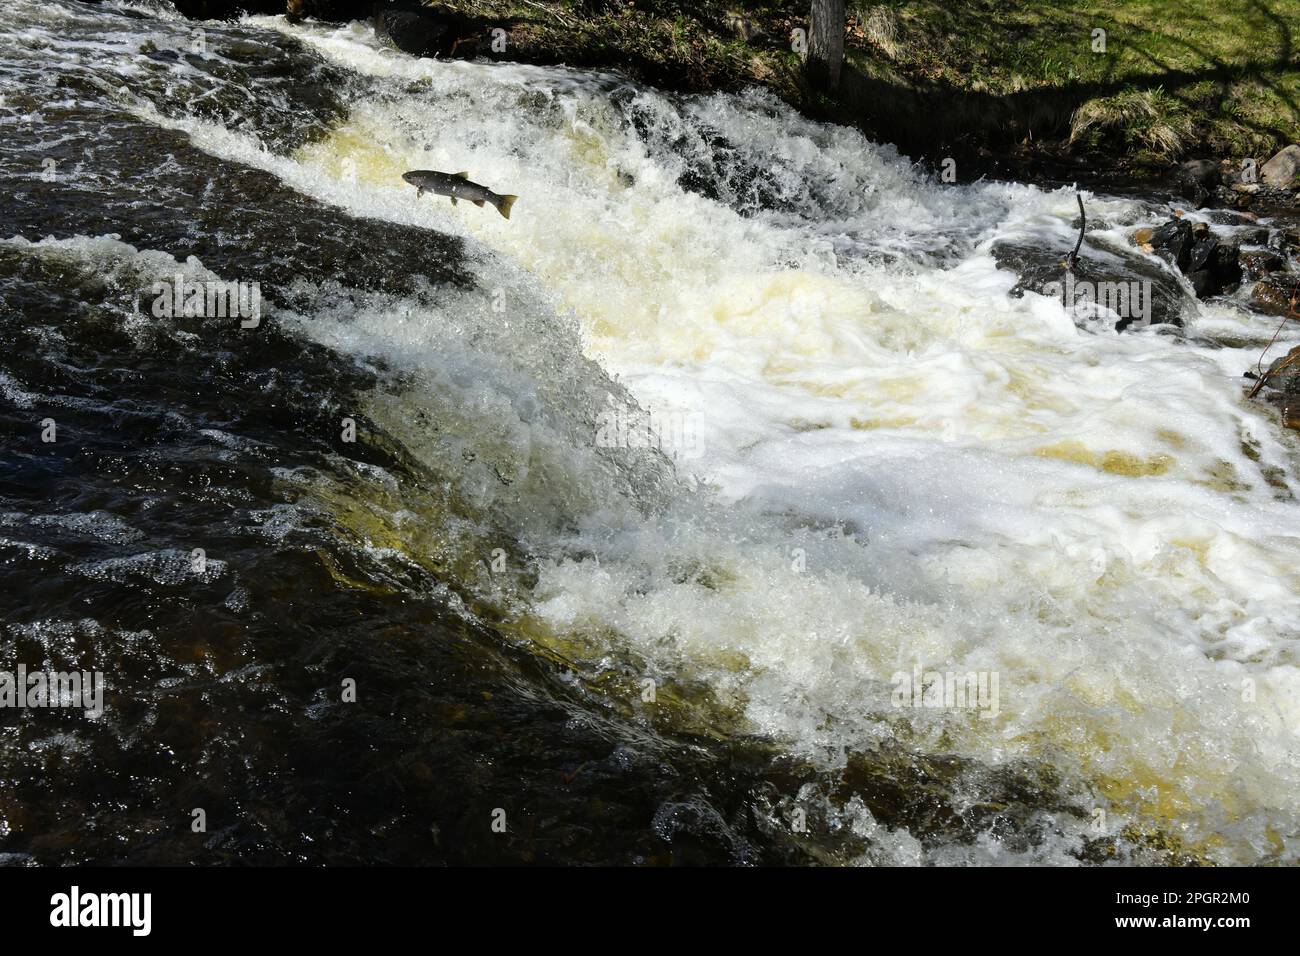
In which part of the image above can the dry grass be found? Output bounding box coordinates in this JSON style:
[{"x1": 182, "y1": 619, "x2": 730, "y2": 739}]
[{"x1": 1068, "y1": 88, "x2": 1197, "y2": 159}]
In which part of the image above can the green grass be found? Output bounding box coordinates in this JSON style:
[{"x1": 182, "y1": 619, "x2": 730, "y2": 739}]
[
  {"x1": 860, "y1": 0, "x2": 1300, "y2": 161},
  {"x1": 428, "y1": 0, "x2": 1300, "y2": 165}
]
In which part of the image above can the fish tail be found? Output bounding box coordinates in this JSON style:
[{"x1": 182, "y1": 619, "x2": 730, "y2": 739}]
[{"x1": 496, "y1": 195, "x2": 518, "y2": 220}]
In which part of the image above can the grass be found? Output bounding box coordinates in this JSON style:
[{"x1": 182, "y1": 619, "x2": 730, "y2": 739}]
[
  {"x1": 855, "y1": 0, "x2": 1300, "y2": 163},
  {"x1": 425, "y1": 0, "x2": 1300, "y2": 167}
]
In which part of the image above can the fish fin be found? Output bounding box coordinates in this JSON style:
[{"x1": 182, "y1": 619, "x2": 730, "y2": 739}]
[
  {"x1": 449, "y1": 196, "x2": 457, "y2": 205},
  {"x1": 471, "y1": 199, "x2": 486, "y2": 207},
  {"x1": 496, "y1": 195, "x2": 518, "y2": 220},
  {"x1": 416, "y1": 188, "x2": 424, "y2": 197},
  {"x1": 453, "y1": 171, "x2": 470, "y2": 179}
]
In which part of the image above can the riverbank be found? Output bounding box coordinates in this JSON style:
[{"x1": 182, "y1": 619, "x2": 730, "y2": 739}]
[{"x1": 169, "y1": 0, "x2": 1300, "y2": 180}]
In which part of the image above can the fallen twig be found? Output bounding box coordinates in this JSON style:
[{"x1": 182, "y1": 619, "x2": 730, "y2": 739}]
[
  {"x1": 1066, "y1": 192, "x2": 1085, "y2": 272},
  {"x1": 519, "y1": 0, "x2": 577, "y2": 29},
  {"x1": 1246, "y1": 282, "x2": 1300, "y2": 400}
]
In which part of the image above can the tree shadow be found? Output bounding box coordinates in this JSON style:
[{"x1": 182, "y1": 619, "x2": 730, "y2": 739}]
[{"x1": 833, "y1": 0, "x2": 1300, "y2": 161}]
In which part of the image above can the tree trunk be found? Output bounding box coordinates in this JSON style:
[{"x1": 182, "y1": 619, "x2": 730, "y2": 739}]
[{"x1": 807, "y1": 0, "x2": 846, "y2": 92}]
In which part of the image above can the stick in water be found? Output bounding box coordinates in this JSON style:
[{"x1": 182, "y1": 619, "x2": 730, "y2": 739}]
[{"x1": 1066, "y1": 192, "x2": 1085, "y2": 272}]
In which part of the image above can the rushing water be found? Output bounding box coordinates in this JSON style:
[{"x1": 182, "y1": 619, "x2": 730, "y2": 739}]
[{"x1": 2, "y1": 0, "x2": 1300, "y2": 865}]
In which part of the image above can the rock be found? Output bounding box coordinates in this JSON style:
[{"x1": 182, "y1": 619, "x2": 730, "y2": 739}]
[
  {"x1": 1237, "y1": 226, "x2": 1271, "y2": 246},
  {"x1": 1212, "y1": 241, "x2": 1243, "y2": 292},
  {"x1": 1263, "y1": 345, "x2": 1300, "y2": 395},
  {"x1": 1187, "y1": 269, "x2": 1217, "y2": 298},
  {"x1": 1143, "y1": 218, "x2": 1242, "y2": 298},
  {"x1": 286, "y1": 0, "x2": 365, "y2": 22},
  {"x1": 1261, "y1": 145, "x2": 1300, "y2": 188},
  {"x1": 1251, "y1": 276, "x2": 1300, "y2": 316},
  {"x1": 170, "y1": 0, "x2": 285, "y2": 18},
  {"x1": 1150, "y1": 218, "x2": 1193, "y2": 271},
  {"x1": 1173, "y1": 159, "x2": 1221, "y2": 208},
  {"x1": 1209, "y1": 209, "x2": 1259, "y2": 226},
  {"x1": 1240, "y1": 249, "x2": 1286, "y2": 278},
  {"x1": 372, "y1": 5, "x2": 488, "y2": 59},
  {"x1": 1187, "y1": 224, "x2": 1217, "y2": 273},
  {"x1": 992, "y1": 239, "x2": 1189, "y2": 328},
  {"x1": 1130, "y1": 226, "x2": 1156, "y2": 252}
]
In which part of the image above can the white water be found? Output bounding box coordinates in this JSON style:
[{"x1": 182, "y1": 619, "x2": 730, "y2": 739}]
[{"x1": 10, "y1": 3, "x2": 1300, "y2": 862}]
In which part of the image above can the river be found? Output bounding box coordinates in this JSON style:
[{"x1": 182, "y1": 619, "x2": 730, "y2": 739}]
[{"x1": 2, "y1": 0, "x2": 1299, "y2": 865}]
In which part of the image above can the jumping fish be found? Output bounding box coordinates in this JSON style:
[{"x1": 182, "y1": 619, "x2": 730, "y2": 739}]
[{"x1": 401, "y1": 169, "x2": 518, "y2": 219}]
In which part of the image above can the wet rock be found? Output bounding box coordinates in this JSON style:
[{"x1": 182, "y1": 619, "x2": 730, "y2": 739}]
[
  {"x1": 1237, "y1": 226, "x2": 1271, "y2": 247},
  {"x1": 1208, "y1": 209, "x2": 1259, "y2": 226},
  {"x1": 1240, "y1": 249, "x2": 1286, "y2": 279},
  {"x1": 286, "y1": 0, "x2": 387, "y2": 22},
  {"x1": 1212, "y1": 240, "x2": 1242, "y2": 290},
  {"x1": 372, "y1": 5, "x2": 489, "y2": 59},
  {"x1": 1149, "y1": 218, "x2": 1192, "y2": 271},
  {"x1": 1261, "y1": 144, "x2": 1300, "y2": 189},
  {"x1": 1262, "y1": 346, "x2": 1300, "y2": 395},
  {"x1": 1187, "y1": 223, "x2": 1217, "y2": 272},
  {"x1": 1216, "y1": 242, "x2": 1243, "y2": 288},
  {"x1": 170, "y1": 0, "x2": 284, "y2": 18},
  {"x1": 1186, "y1": 269, "x2": 1216, "y2": 298},
  {"x1": 1173, "y1": 159, "x2": 1221, "y2": 208},
  {"x1": 1251, "y1": 275, "x2": 1300, "y2": 316},
  {"x1": 1130, "y1": 226, "x2": 1154, "y2": 250},
  {"x1": 992, "y1": 240, "x2": 1188, "y2": 329},
  {"x1": 1144, "y1": 218, "x2": 1247, "y2": 298}
]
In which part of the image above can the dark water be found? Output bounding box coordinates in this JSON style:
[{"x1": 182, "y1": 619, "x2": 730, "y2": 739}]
[{"x1": 0, "y1": 0, "x2": 782, "y2": 866}]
